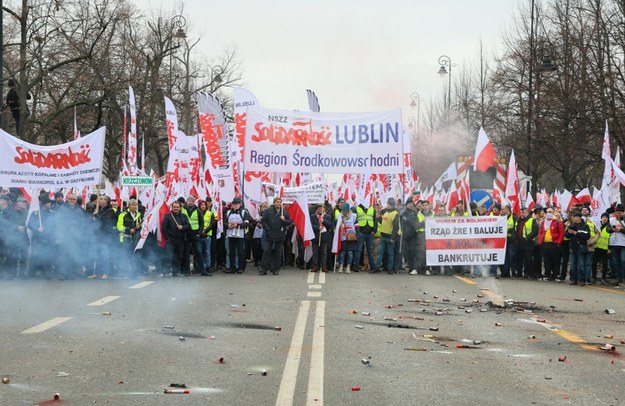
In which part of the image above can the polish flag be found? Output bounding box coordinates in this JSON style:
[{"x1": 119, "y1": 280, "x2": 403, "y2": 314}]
[
  {"x1": 458, "y1": 174, "x2": 471, "y2": 215},
  {"x1": 331, "y1": 213, "x2": 343, "y2": 255},
  {"x1": 575, "y1": 187, "x2": 592, "y2": 205},
  {"x1": 287, "y1": 194, "x2": 315, "y2": 262},
  {"x1": 526, "y1": 191, "x2": 535, "y2": 211},
  {"x1": 473, "y1": 127, "x2": 497, "y2": 172},
  {"x1": 504, "y1": 151, "x2": 520, "y2": 216}
]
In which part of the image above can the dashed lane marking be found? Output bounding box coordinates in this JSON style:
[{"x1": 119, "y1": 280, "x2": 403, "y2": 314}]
[
  {"x1": 21, "y1": 317, "x2": 73, "y2": 334},
  {"x1": 307, "y1": 292, "x2": 322, "y2": 297},
  {"x1": 306, "y1": 300, "x2": 325, "y2": 405},
  {"x1": 585, "y1": 285, "x2": 625, "y2": 296},
  {"x1": 87, "y1": 296, "x2": 121, "y2": 306},
  {"x1": 310, "y1": 284, "x2": 322, "y2": 290},
  {"x1": 455, "y1": 275, "x2": 478, "y2": 285},
  {"x1": 307, "y1": 272, "x2": 315, "y2": 284},
  {"x1": 319, "y1": 272, "x2": 326, "y2": 284},
  {"x1": 129, "y1": 281, "x2": 155, "y2": 289},
  {"x1": 275, "y1": 301, "x2": 311, "y2": 406}
]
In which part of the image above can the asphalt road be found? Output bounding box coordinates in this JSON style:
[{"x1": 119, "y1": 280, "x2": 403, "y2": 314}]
[{"x1": 0, "y1": 268, "x2": 624, "y2": 406}]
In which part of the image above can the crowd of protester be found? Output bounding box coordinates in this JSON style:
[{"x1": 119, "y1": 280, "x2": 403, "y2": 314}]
[{"x1": 0, "y1": 187, "x2": 622, "y2": 288}]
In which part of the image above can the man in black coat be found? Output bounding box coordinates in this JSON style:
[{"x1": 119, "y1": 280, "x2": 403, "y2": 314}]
[
  {"x1": 162, "y1": 201, "x2": 191, "y2": 276},
  {"x1": 260, "y1": 197, "x2": 293, "y2": 275},
  {"x1": 310, "y1": 203, "x2": 333, "y2": 272}
]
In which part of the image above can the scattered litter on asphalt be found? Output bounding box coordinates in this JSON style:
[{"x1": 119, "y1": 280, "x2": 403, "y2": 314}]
[
  {"x1": 361, "y1": 312, "x2": 370, "y2": 316},
  {"x1": 261, "y1": 370, "x2": 268, "y2": 376},
  {"x1": 574, "y1": 298, "x2": 583, "y2": 302},
  {"x1": 57, "y1": 372, "x2": 69, "y2": 377},
  {"x1": 178, "y1": 336, "x2": 185, "y2": 341},
  {"x1": 429, "y1": 327, "x2": 439, "y2": 331},
  {"x1": 218, "y1": 357, "x2": 225, "y2": 364},
  {"x1": 456, "y1": 344, "x2": 481, "y2": 349},
  {"x1": 164, "y1": 388, "x2": 190, "y2": 394},
  {"x1": 600, "y1": 344, "x2": 616, "y2": 351},
  {"x1": 605, "y1": 335, "x2": 614, "y2": 339},
  {"x1": 558, "y1": 356, "x2": 567, "y2": 362},
  {"x1": 452, "y1": 290, "x2": 458, "y2": 293},
  {"x1": 349, "y1": 310, "x2": 358, "y2": 315},
  {"x1": 495, "y1": 323, "x2": 502, "y2": 326},
  {"x1": 2, "y1": 375, "x2": 9, "y2": 384},
  {"x1": 529, "y1": 335, "x2": 537, "y2": 339},
  {"x1": 162, "y1": 325, "x2": 174, "y2": 330},
  {"x1": 383, "y1": 317, "x2": 397, "y2": 321},
  {"x1": 351, "y1": 386, "x2": 361, "y2": 391},
  {"x1": 102, "y1": 311, "x2": 111, "y2": 316},
  {"x1": 605, "y1": 309, "x2": 616, "y2": 314},
  {"x1": 355, "y1": 325, "x2": 364, "y2": 329},
  {"x1": 404, "y1": 347, "x2": 427, "y2": 351},
  {"x1": 169, "y1": 383, "x2": 187, "y2": 388}
]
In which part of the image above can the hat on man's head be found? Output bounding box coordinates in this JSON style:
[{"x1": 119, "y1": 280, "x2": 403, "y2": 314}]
[
  {"x1": 0, "y1": 195, "x2": 10, "y2": 202},
  {"x1": 273, "y1": 197, "x2": 282, "y2": 203},
  {"x1": 341, "y1": 203, "x2": 351, "y2": 212},
  {"x1": 572, "y1": 211, "x2": 583, "y2": 218},
  {"x1": 232, "y1": 197, "x2": 242, "y2": 204},
  {"x1": 39, "y1": 195, "x2": 53, "y2": 205},
  {"x1": 616, "y1": 204, "x2": 625, "y2": 212},
  {"x1": 54, "y1": 191, "x2": 64, "y2": 198},
  {"x1": 186, "y1": 194, "x2": 196, "y2": 201},
  {"x1": 16, "y1": 197, "x2": 27, "y2": 203},
  {"x1": 387, "y1": 198, "x2": 395, "y2": 206},
  {"x1": 492, "y1": 203, "x2": 502, "y2": 210}
]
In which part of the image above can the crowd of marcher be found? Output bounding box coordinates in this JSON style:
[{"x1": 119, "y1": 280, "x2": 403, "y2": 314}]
[{"x1": 0, "y1": 187, "x2": 622, "y2": 287}]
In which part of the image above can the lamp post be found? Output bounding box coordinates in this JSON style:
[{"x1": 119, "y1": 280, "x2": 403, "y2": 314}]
[
  {"x1": 437, "y1": 55, "x2": 453, "y2": 110},
  {"x1": 169, "y1": 14, "x2": 187, "y2": 96}
]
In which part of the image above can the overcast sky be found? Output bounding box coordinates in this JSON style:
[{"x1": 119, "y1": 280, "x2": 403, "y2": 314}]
[{"x1": 136, "y1": 0, "x2": 519, "y2": 118}]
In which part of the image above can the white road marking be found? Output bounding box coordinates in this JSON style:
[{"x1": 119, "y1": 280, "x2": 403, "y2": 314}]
[
  {"x1": 307, "y1": 272, "x2": 316, "y2": 284},
  {"x1": 307, "y1": 292, "x2": 322, "y2": 297},
  {"x1": 129, "y1": 281, "x2": 155, "y2": 289},
  {"x1": 309, "y1": 284, "x2": 322, "y2": 289},
  {"x1": 319, "y1": 272, "x2": 326, "y2": 284},
  {"x1": 306, "y1": 300, "x2": 325, "y2": 405},
  {"x1": 21, "y1": 317, "x2": 73, "y2": 334},
  {"x1": 275, "y1": 301, "x2": 311, "y2": 406},
  {"x1": 87, "y1": 296, "x2": 121, "y2": 306}
]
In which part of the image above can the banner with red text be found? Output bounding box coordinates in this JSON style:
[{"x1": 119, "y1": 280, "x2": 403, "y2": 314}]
[
  {"x1": 261, "y1": 181, "x2": 325, "y2": 204},
  {"x1": 0, "y1": 127, "x2": 105, "y2": 188},
  {"x1": 244, "y1": 107, "x2": 403, "y2": 174},
  {"x1": 425, "y1": 216, "x2": 507, "y2": 266}
]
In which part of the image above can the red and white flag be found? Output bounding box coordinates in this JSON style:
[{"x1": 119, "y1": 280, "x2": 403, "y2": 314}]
[
  {"x1": 504, "y1": 150, "x2": 520, "y2": 216},
  {"x1": 473, "y1": 127, "x2": 497, "y2": 172},
  {"x1": 576, "y1": 187, "x2": 592, "y2": 204},
  {"x1": 128, "y1": 85, "x2": 138, "y2": 174},
  {"x1": 602, "y1": 120, "x2": 612, "y2": 187},
  {"x1": 288, "y1": 194, "x2": 315, "y2": 263},
  {"x1": 526, "y1": 191, "x2": 535, "y2": 211},
  {"x1": 73, "y1": 105, "x2": 81, "y2": 140}
]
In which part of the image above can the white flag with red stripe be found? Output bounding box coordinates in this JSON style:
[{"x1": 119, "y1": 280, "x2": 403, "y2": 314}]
[
  {"x1": 504, "y1": 150, "x2": 520, "y2": 216},
  {"x1": 473, "y1": 127, "x2": 497, "y2": 172}
]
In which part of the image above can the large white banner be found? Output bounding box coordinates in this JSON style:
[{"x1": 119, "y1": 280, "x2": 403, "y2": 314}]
[
  {"x1": 244, "y1": 107, "x2": 403, "y2": 174},
  {"x1": 425, "y1": 216, "x2": 507, "y2": 266},
  {"x1": 0, "y1": 127, "x2": 105, "y2": 188}
]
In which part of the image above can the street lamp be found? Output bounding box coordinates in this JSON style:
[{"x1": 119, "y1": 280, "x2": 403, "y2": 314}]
[
  {"x1": 409, "y1": 92, "x2": 420, "y2": 131},
  {"x1": 437, "y1": 55, "x2": 453, "y2": 110},
  {"x1": 169, "y1": 14, "x2": 187, "y2": 96}
]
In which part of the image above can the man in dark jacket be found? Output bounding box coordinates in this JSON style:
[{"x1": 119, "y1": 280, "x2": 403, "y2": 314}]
[
  {"x1": 401, "y1": 200, "x2": 419, "y2": 274},
  {"x1": 27, "y1": 195, "x2": 56, "y2": 279},
  {"x1": 162, "y1": 201, "x2": 191, "y2": 276},
  {"x1": 500, "y1": 204, "x2": 518, "y2": 278},
  {"x1": 96, "y1": 195, "x2": 119, "y2": 279},
  {"x1": 310, "y1": 204, "x2": 333, "y2": 273},
  {"x1": 354, "y1": 202, "x2": 378, "y2": 272},
  {"x1": 55, "y1": 193, "x2": 86, "y2": 279},
  {"x1": 260, "y1": 197, "x2": 293, "y2": 275},
  {"x1": 565, "y1": 212, "x2": 591, "y2": 285},
  {"x1": 182, "y1": 195, "x2": 205, "y2": 275},
  {"x1": 0, "y1": 195, "x2": 18, "y2": 279}
]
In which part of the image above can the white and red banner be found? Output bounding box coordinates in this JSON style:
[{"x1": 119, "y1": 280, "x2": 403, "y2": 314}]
[
  {"x1": 0, "y1": 127, "x2": 105, "y2": 188},
  {"x1": 244, "y1": 107, "x2": 403, "y2": 174},
  {"x1": 128, "y1": 85, "x2": 138, "y2": 174},
  {"x1": 425, "y1": 216, "x2": 507, "y2": 266},
  {"x1": 262, "y1": 181, "x2": 325, "y2": 204}
]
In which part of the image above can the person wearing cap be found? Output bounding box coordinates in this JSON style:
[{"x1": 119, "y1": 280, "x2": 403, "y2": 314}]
[
  {"x1": 375, "y1": 197, "x2": 400, "y2": 274},
  {"x1": 608, "y1": 203, "x2": 625, "y2": 286},
  {"x1": 516, "y1": 206, "x2": 537, "y2": 279},
  {"x1": 401, "y1": 200, "x2": 419, "y2": 275},
  {"x1": 52, "y1": 191, "x2": 64, "y2": 210},
  {"x1": 27, "y1": 195, "x2": 56, "y2": 279},
  {"x1": 354, "y1": 201, "x2": 378, "y2": 273},
  {"x1": 0, "y1": 195, "x2": 18, "y2": 279},
  {"x1": 55, "y1": 193, "x2": 87, "y2": 280},
  {"x1": 538, "y1": 207, "x2": 565, "y2": 281},
  {"x1": 182, "y1": 195, "x2": 205, "y2": 276},
  {"x1": 310, "y1": 203, "x2": 333, "y2": 273},
  {"x1": 592, "y1": 212, "x2": 612, "y2": 284},
  {"x1": 260, "y1": 197, "x2": 292, "y2": 275},
  {"x1": 565, "y1": 211, "x2": 591, "y2": 285},
  {"x1": 581, "y1": 207, "x2": 600, "y2": 282},
  {"x1": 225, "y1": 197, "x2": 252, "y2": 274},
  {"x1": 198, "y1": 199, "x2": 216, "y2": 276},
  {"x1": 499, "y1": 204, "x2": 517, "y2": 278},
  {"x1": 116, "y1": 198, "x2": 143, "y2": 279},
  {"x1": 162, "y1": 200, "x2": 191, "y2": 277},
  {"x1": 335, "y1": 202, "x2": 357, "y2": 273}
]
